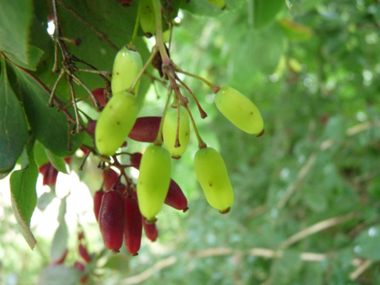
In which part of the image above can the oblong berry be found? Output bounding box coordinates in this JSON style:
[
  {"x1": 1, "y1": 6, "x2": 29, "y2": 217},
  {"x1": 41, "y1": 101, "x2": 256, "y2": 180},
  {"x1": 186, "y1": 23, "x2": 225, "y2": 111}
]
[
  {"x1": 164, "y1": 179, "x2": 188, "y2": 211},
  {"x1": 142, "y1": 216, "x2": 158, "y2": 242},
  {"x1": 128, "y1": 116, "x2": 161, "y2": 142},
  {"x1": 194, "y1": 147, "x2": 234, "y2": 213},
  {"x1": 124, "y1": 197, "x2": 143, "y2": 256},
  {"x1": 98, "y1": 190, "x2": 126, "y2": 252},
  {"x1": 93, "y1": 190, "x2": 105, "y2": 221}
]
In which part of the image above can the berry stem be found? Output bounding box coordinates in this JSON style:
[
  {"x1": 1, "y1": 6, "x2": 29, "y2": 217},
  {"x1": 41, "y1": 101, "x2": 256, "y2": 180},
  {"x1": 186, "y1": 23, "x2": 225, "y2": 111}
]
[
  {"x1": 184, "y1": 105, "x2": 207, "y2": 149},
  {"x1": 174, "y1": 65, "x2": 220, "y2": 94},
  {"x1": 151, "y1": 0, "x2": 170, "y2": 64},
  {"x1": 153, "y1": 88, "x2": 173, "y2": 146},
  {"x1": 131, "y1": 1, "x2": 143, "y2": 45}
]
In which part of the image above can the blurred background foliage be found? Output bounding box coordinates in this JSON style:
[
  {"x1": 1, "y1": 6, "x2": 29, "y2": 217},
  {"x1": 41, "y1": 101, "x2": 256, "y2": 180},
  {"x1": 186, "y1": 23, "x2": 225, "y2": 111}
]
[{"x1": 1, "y1": 0, "x2": 380, "y2": 284}]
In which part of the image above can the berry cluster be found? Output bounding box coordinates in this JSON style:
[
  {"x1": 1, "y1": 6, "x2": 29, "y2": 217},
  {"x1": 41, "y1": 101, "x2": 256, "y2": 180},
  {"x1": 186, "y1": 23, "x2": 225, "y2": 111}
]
[{"x1": 43, "y1": 0, "x2": 264, "y2": 255}]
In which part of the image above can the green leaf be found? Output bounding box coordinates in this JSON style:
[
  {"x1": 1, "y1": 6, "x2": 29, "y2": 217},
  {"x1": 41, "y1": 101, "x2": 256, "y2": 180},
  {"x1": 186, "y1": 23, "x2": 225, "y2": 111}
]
[
  {"x1": 10, "y1": 136, "x2": 38, "y2": 250},
  {"x1": 33, "y1": 140, "x2": 50, "y2": 166},
  {"x1": 0, "y1": 57, "x2": 28, "y2": 173},
  {"x1": 39, "y1": 265, "x2": 84, "y2": 285},
  {"x1": 7, "y1": 61, "x2": 85, "y2": 157},
  {"x1": 253, "y1": 0, "x2": 285, "y2": 29},
  {"x1": 50, "y1": 221, "x2": 69, "y2": 263},
  {"x1": 0, "y1": 0, "x2": 33, "y2": 65},
  {"x1": 354, "y1": 225, "x2": 380, "y2": 260},
  {"x1": 57, "y1": 197, "x2": 67, "y2": 224},
  {"x1": 46, "y1": 149, "x2": 68, "y2": 174},
  {"x1": 3, "y1": 45, "x2": 45, "y2": 71}
]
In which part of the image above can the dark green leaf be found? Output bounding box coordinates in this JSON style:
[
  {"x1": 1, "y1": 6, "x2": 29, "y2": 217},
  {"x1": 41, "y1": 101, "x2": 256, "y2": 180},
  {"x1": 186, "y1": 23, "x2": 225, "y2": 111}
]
[
  {"x1": 0, "y1": 57, "x2": 28, "y2": 173},
  {"x1": 46, "y1": 149, "x2": 68, "y2": 174},
  {"x1": 181, "y1": 0, "x2": 246, "y2": 16},
  {"x1": 0, "y1": 0, "x2": 33, "y2": 64},
  {"x1": 7, "y1": 61, "x2": 85, "y2": 157},
  {"x1": 253, "y1": 0, "x2": 285, "y2": 29},
  {"x1": 3, "y1": 45, "x2": 44, "y2": 71},
  {"x1": 10, "y1": 136, "x2": 38, "y2": 249},
  {"x1": 39, "y1": 265, "x2": 83, "y2": 285}
]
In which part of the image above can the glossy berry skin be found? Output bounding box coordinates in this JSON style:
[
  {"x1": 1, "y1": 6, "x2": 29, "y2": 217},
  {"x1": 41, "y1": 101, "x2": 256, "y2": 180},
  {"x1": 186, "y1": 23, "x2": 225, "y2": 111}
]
[
  {"x1": 163, "y1": 106, "x2": 190, "y2": 159},
  {"x1": 123, "y1": 197, "x2": 143, "y2": 256},
  {"x1": 137, "y1": 145, "x2": 171, "y2": 222},
  {"x1": 142, "y1": 216, "x2": 158, "y2": 242},
  {"x1": 93, "y1": 190, "x2": 105, "y2": 221},
  {"x1": 140, "y1": 0, "x2": 155, "y2": 37},
  {"x1": 214, "y1": 86, "x2": 264, "y2": 135},
  {"x1": 128, "y1": 116, "x2": 161, "y2": 142},
  {"x1": 207, "y1": 0, "x2": 226, "y2": 9},
  {"x1": 98, "y1": 190, "x2": 126, "y2": 252},
  {"x1": 111, "y1": 46, "x2": 143, "y2": 95},
  {"x1": 194, "y1": 147, "x2": 234, "y2": 213},
  {"x1": 165, "y1": 179, "x2": 188, "y2": 211},
  {"x1": 102, "y1": 168, "x2": 119, "y2": 191},
  {"x1": 95, "y1": 90, "x2": 138, "y2": 156}
]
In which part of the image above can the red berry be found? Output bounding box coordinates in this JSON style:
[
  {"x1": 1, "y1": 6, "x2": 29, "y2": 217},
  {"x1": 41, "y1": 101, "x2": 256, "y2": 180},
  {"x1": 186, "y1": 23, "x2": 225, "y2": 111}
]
[
  {"x1": 164, "y1": 179, "x2": 189, "y2": 211},
  {"x1": 119, "y1": 0, "x2": 132, "y2": 4},
  {"x1": 123, "y1": 197, "x2": 143, "y2": 256},
  {"x1": 78, "y1": 232, "x2": 85, "y2": 240},
  {"x1": 102, "y1": 168, "x2": 119, "y2": 191},
  {"x1": 93, "y1": 190, "x2": 105, "y2": 221},
  {"x1": 98, "y1": 190, "x2": 127, "y2": 252},
  {"x1": 90, "y1": 88, "x2": 107, "y2": 107},
  {"x1": 86, "y1": 120, "x2": 97, "y2": 133},
  {"x1": 115, "y1": 183, "x2": 128, "y2": 196},
  {"x1": 78, "y1": 244, "x2": 91, "y2": 263},
  {"x1": 142, "y1": 216, "x2": 158, "y2": 242},
  {"x1": 130, "y1": 152, "x2": 142, "y2": 169},
  {"x1": 128, "y1": 116, "x2": 161, "y2": 142},
  {"x1": 74, "y1": 261, "x2": 85, "y2": 272},
  {"x1": 39, "y1": 163, "x2": 59, "y2": 186}
]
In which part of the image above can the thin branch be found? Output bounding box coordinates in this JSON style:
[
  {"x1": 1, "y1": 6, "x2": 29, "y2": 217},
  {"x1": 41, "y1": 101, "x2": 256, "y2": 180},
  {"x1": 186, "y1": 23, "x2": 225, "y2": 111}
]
[
  {"x1": 349, "y1": 259, "x2": 374, "y2": 280},
  {"x1": 278, "y1": 212, "x2": 356, "y2": 249}
]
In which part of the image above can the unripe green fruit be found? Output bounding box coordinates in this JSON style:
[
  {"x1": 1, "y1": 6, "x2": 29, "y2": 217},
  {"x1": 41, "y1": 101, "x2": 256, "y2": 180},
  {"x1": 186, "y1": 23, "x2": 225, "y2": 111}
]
[
  {"x1": 214, "y1": 86, "x2": 264, "y2": 135},
  {"x1": 207, "y1": 0, "x2": 226, "y2": 9},
  {"x1": 95, "y1": 90, "x2": 138, "y2": 156},
  {"x1": 140, "y1": 0, "x2": 155, "y2": 37},
  {"x1": 137, "y1": 145, "x2": 171, "y2": 221},
  {"x1": 111, "y1": 46, "x2": 143, "y2": 95},
  {"x1": 194, "y1": 147, "x2": 234, "y2": 213},
  {"x1": 163, "y1": 106, "x2": 190, "y2": 159}
]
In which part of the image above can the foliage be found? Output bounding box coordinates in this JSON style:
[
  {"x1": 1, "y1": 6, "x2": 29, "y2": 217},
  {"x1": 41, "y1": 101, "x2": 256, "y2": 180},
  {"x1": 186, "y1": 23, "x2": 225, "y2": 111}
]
[{"x1": 1, "y1": 0, "x2": 380, "y2": 284}]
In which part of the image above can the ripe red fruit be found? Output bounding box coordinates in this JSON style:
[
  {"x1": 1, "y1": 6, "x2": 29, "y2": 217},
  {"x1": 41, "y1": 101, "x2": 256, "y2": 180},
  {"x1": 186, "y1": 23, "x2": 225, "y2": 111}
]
[
  {"x1": 128, "y1": 116, "x2": 161, "y2": 142},
  {"x1": 78, "y1": 244, "x2": 91, "y2": 263},
  {"x1": 102, "y1": 168, "x2": 119, "y2": 191},
  {"x1": 74, "y1": 261, "x2": 85, "y2": 272},
  {"x1": 93, "y1": 190, "x2": 105, "y2": 221},
  {"x1": 86, "y1": 120, "x2": 97, "y2": 133},
  {"x1": 90, "y1": 88, "x2": 107, "y2": 107},
  {"x1": 115, "y1": 183, "x2": 128, "y2": 196},
  {"x1": 124, "y1": 197, "x2": 143, "y2": 256},
  {"x1": 142, "y1": 216, "x2": 158, "y2": 242},
  {"x1": 130, "y1": 152, "x2": 142, "y2": 169},
  {"x1": 98, "y1": 190, "x2": 127, "y2": 252},
  {"x1": 39, "y1": 163, "x2": 59, "y2": 186},
  {"x1": 165, "y1": 179, "x2": 188, "y2": 212}
]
